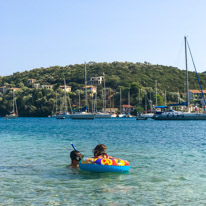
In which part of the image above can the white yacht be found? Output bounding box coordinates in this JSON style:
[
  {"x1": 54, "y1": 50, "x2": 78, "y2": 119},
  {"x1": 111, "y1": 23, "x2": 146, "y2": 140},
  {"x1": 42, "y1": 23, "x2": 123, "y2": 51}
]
[
  {"x1": 70, "y1": 112, "x2": 95, "y2": 119},
  {"x1": 152, "y1": 110, "x2": 206, "y2": 120}
]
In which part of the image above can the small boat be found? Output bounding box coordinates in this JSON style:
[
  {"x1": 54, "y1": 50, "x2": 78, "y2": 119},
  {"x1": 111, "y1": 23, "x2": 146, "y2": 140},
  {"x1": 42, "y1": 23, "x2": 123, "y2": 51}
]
[
  {"x1": 56, "y1": 112, "x2": 70, "y2": 119},
  {"x1": 6, "y1": 113, "x2": 18, "y2": 119},
  {"x1": 6, "y1": 90, "x2": 18, "y2": 119},
  {"x1": 111, "y1": 113, "x2": 117, "y2": 118},
  {"x1": 117, "y1": 113, "x2": 126, "y2": 118}
]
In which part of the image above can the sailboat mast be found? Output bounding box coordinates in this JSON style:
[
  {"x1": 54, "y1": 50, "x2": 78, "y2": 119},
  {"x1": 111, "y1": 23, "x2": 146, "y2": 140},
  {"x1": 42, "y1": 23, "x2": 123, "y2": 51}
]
[
  {"x1": 128, "y1": 89, "x2": 130, "y2": 115},
  {"x1": 109, "y1": 88, "x2": 111, "y2": 112},
  {"x1": 178, "y1": 90, "x2": 180, "y2": 104},
  {"x1": 55, "y1": 93, "x2": 57, "y2": 114},
  {"x1": 139, "y1": 88, "x2": 141, "y2": 114},
  {"x1": 103, "y1": 73, "x2": 106, "y2": 113},
  {"x1": 12, "y1": 90, "x2": 15, "y2": 113},
  {"x1": 91, "y1": 90, "x2": 93, "y2": 113},
  {"x1": 15, "y1": 98, "x2": 18, "y2": 116},
  {"x1": 63, "y1": 78, "x2": 68, "y2": 113},
  {"x1": 184, "y1": 36, "x2": 189, "y2": 109},
  {"x1": 150, "y1": 92, "x2": 152, "y2": 112},
  {"x1": 120, "y1": 87, "x2": 122, "y2": 113},
  {"x1": 155, "y1": 80, "x2": 157, "y2": 106},
  {"x1": 165, "y1": 90, "x2": 167, "y2": 105},
  {"x1": 85, "y1": 62, "x2": 88, "y2": 112},
  {"x1": 78, "y1": 90, "x2": 81, "y2": 109},
  {"x1": 95, "y1": 91, "x2": 97, "y2": 113}
]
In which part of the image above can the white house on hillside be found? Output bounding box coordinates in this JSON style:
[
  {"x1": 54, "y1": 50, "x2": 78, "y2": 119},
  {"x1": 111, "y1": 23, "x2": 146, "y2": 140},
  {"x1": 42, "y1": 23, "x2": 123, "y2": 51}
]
[
  {"x1": 90, "y1": 76, "x2": 104, "y2": 85},
  {"x1": 41, "y1": 85, "x2": 53, "y2": 89}
]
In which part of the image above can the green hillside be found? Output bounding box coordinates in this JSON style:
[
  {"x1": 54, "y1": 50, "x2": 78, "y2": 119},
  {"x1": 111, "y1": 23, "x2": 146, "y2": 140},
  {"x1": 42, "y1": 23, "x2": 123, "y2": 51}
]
[{"x1": 0, "y1": 62, "x2": 205, "y2": 117}]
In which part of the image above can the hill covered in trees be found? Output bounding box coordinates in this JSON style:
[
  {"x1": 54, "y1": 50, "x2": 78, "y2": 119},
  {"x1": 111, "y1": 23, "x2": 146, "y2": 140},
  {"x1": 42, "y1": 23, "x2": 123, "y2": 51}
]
[{"x1": 0, "y1": 61, "x2": 206, "y2": 117}]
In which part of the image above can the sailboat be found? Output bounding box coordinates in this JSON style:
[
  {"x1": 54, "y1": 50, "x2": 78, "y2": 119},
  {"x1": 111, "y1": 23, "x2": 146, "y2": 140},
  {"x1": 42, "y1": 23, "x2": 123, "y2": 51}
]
[
  {"x1": 117, "y1": 87, "x2": 125, "y2": 117},
  {"x1": 56, "y1": 79, "x2": 71, "y2": 119},
  {"x1": 125, "y1": 90, "x2": 133, "y2": 117},
  {"x1": 95, "y1": 73, "x2": 112, "y2": 118},
  {"x1": 6, "y1": 90, "x2": 18, "y2": 119},
  {"x1": 56, "y1": 100, "x2": 68, "y2": 119},
  {"x1": 51, "y1": 93, "x2": 58, "y2": 118},
  {"x1": 136, "y1": 90, "x2": 154, "y2": 120},
  {"x1": 152, "y1": 36, "x2": 206, "y2": 120},
  {"x1": 70, "y1": 63, "x2": 95, "y2": 119}
]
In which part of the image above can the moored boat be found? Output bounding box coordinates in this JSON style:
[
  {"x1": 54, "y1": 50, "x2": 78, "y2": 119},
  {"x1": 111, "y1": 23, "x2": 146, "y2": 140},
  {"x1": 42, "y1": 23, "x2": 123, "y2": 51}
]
[
  {"x1": 117, "y1": 113, "x2": 126, "y2": 118},
  {"x1": 70, "y1": 112, "x2": 95, "y2": 119},
  {"x1": 136, "y1": 113, "x2": 154, "y2": 120},
  {"x1": 56, "y1": 112, "x2": 70, "y2": 119},
  {"x1": 6, "y1": 90, "x2": 18, "y2": 119},
  {"x1": 95, "y1": 112, "x2": 112, "y2": 118},
  {"x1": 152, "y1": 37, "x2": 206, "y2": 121},
  {"x1": 152, "y1": 110, "x2": 206, "y2": 120},
  {"x1": 6, "y1": 113, "x2": 18, "y2": 119},
  {"x1": 111, "y1": 113, "x2": 117, "y2": 118}
]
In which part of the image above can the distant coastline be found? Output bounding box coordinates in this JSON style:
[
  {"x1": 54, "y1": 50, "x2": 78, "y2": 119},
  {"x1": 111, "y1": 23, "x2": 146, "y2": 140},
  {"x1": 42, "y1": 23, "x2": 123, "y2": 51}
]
[{"x1": 0, "y1": 61, "x2": 206, "y2": 117}]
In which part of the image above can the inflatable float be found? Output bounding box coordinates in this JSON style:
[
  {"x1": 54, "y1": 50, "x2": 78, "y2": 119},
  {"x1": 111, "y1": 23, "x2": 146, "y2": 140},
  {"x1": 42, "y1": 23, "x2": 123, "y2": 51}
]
[{"x1": 79, "y1": 158, "x2": 130, "y2": 173}]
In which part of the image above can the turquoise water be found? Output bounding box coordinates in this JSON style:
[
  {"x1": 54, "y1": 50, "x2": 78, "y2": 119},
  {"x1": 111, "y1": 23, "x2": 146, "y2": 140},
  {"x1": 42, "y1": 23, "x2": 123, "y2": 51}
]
[{"x1": 1, "y1": 118, "x2": 206, "y2": 205}]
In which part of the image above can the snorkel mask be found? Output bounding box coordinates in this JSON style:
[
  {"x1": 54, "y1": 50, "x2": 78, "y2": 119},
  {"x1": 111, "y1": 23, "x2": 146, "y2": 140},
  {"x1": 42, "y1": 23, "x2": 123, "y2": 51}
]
[
  {"x1": 70, "y1": 150, "x2": 84, "y2": 162},
  {"x1": 75, "y1": 154, "x2": 84, "y2": 161}
]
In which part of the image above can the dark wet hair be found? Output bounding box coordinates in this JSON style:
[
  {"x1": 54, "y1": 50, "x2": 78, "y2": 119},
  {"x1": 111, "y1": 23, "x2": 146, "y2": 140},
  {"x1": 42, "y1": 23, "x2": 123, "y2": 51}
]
[
  {"x1": 70, "y1": 150, "x2": 83, "y2": 162},
  {"x1": 93, "y1": 144, "x2": 107, "y2": 156}
]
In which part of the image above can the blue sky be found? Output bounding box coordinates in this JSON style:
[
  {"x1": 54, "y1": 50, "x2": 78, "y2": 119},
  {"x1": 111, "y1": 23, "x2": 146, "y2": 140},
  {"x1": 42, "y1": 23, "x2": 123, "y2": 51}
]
[{"x1": 1, "y1": 0, "x2": 206, "y2": 76}]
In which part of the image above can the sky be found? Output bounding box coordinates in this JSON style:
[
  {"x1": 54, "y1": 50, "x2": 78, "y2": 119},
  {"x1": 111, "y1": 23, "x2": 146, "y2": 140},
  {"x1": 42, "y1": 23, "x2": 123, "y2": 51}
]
[{"x1": 1, "y1": 0, "x2": 206, "y2": 76}]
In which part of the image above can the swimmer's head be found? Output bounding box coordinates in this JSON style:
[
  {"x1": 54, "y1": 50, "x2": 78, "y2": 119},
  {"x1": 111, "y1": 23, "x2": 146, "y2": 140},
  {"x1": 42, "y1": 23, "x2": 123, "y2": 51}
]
[
  {"x1": 70, "y1": 150, "x2": 84, "y2": 162},
  {"x1": 93, "y1": 144, "x2": 107, "y2": 156}
]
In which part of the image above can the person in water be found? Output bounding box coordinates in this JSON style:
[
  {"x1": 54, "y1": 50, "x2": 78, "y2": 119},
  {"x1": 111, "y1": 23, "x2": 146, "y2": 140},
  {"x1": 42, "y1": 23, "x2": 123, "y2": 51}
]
[
  {"x1": 93, "y1": 144, "x2": 114, "y2": 159},
  {"x1": 70, "y1": 150, "x2": 84, "y2": 167}
]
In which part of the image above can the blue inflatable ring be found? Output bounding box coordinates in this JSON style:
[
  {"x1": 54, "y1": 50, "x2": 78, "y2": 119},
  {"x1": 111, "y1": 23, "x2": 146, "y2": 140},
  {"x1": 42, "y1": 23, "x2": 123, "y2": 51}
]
[{"x1": 79, "y1": 158, "x2": 130, "y2": 173}]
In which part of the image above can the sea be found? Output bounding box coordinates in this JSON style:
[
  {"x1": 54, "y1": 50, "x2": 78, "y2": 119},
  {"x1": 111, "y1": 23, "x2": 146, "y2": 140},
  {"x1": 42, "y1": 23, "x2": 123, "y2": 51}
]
[{"x1": 1, "y1": 117, "x2": 206, "y2": 205}]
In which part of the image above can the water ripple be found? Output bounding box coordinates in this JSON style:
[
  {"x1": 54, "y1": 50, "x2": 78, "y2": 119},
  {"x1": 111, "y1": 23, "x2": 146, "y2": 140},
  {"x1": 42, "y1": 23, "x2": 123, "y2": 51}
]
[{"x1": 1, "y1": 118, "x2": 206, "y2": 205}]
